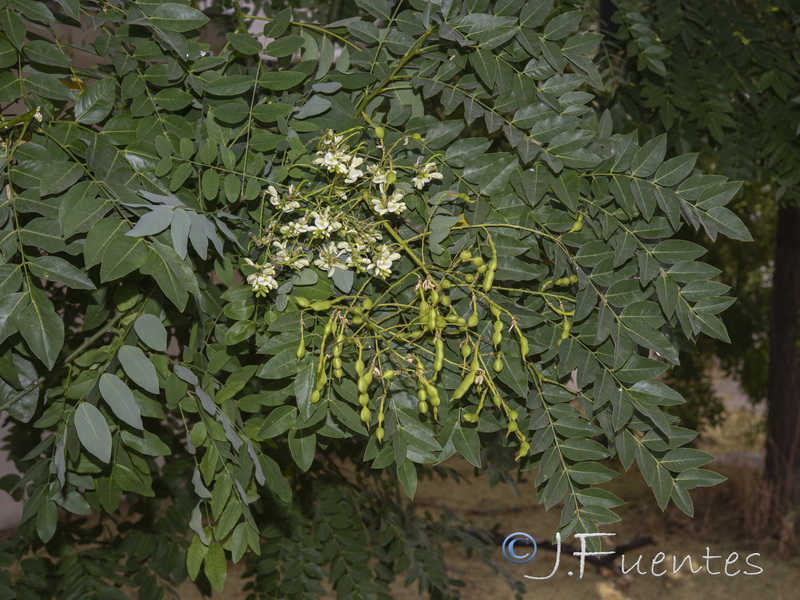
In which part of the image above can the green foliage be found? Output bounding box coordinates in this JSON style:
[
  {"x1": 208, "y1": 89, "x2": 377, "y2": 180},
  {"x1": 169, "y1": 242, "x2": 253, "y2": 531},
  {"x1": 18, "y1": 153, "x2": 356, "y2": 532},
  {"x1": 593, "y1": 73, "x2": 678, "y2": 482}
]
[
  {"x1": 602, "y1": 0, "x2": 796, "y2": 407},
  {"x1": 0, "y1": 0, "x2": 743, "y2": 597}
]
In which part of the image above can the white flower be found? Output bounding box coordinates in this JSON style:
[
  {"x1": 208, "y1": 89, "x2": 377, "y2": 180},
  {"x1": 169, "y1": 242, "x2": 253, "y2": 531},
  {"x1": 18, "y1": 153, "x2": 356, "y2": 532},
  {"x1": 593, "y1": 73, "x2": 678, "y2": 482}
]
[
  {"x1": 314, "y1": 241, "x2": 349, "y2": 276},
  {"x1": 368, "y1": 164, "x2": 394, "y2": 185},
  {"x1": 267, "y1": 185, "x2": 300, "y2": 213},
  {"x1": 244, "y1": 260, "x2": 278, "y2": 297},
  {"x1": 366, "y1": 245, "x2": 402, "y2": 279},
  {"x1": 308, "y1": 208, "x2": 342, "y2": 237},
  {"x1": 33, "y1": 107, "x2": 43, "y2": 123},
  {"x1": 272, "y1": 241, "x2": 310, "y2": 271},
  {"x1": 279, "y1": 217, "x2": 309, "y2": 238},
  {"x1": 371, "y1": 190, "x2": 406, "y2": 216},
  {"x1": 411, "y1": 162, "x2": 443, "y2": 189},
  {"x1": 344, "y1": 156, "x2": 364, "y2": 183}
]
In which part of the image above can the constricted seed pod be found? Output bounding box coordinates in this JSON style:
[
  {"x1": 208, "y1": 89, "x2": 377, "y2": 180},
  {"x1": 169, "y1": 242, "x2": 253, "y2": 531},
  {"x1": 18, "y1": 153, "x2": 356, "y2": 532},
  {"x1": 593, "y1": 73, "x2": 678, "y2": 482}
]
[
  {"x1": 492, "y1": 330, "x2": 503, "y2": 346},
  {"x1": 418, "y1": 401, "x2": 428, "y2": 414},
  {"x1": 357, "y1": 378, "x2": 368, "y2": 394},
  {"x1": 482, "y1": 270, "x2": 495, "y2": 292},
  {"x1": 311, "y1": 300, "x2": 332, "y2": 311},
  {"x1": 295, "y1": 297, "x2": 311, "y2": 308},
  {"x1": 376, "y1": 427, "x2": 385, "y2": 441},
  {"x1": 360, "y1": 406, "x2": 371, "y2": 424},
  {"x1": 310, "y1": 390, "x2": 321, "y2": 403}
]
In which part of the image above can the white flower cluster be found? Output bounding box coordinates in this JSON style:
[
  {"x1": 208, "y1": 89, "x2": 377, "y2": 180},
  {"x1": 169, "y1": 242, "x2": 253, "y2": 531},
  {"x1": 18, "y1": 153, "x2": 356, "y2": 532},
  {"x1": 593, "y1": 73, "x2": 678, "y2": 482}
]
[
  {"x1": 242, "y1": 129, "x2": 445, "y2": 296},
  {"x1": 243, "y1": 258, "x2": 278, "y2": 297}
]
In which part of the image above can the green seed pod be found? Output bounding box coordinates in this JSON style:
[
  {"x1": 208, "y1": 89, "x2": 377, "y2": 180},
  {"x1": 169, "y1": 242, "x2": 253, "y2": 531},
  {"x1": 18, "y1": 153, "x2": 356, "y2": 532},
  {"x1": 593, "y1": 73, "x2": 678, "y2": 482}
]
[
  {"x1": 462, "y1": 412, "x2": 478, "y2": 423},
  {"x1": 560, "y1": 318, "x2": 571, "y2": 340},
  {"x1": 333, "y1": 332, "x2": 345, "y2": 357},
  {"x1": 465, "y1": 273, "x2": 475, "y2": 283},
  {"x1": 427, "y1": 307, "x2": 436, "y2": 331},
  {"x1": 452, "y1": 371, "x2": 476, "y2": 400},
  {"x1": 459, "y1": 250, "x2": 472, "y2": 261},
  {"x1": 386, "y1": 171, "x2": 396, "y2": 184},
  {"x1": 460, "y1": 343, "x2": 471, "y2": 359},
  {"x1": 472, "y1": 256, "x2": 484, "y2": 267},
  {"x1": 488, "y1": 258, "x2": 498, "y2": 272},
  {"x1": 490, "y1": 304, "x2": 501, "y2": 318},
  {"x1": 333, "y1": 368, "x2": 344, "y2": 379},
  {"x1": 477, "y1": 264, "x2": 487, "y2": 274},
  {"x1": 482, "y1": 270, "x2": 495, "y2": 292},
  {"x1": 456, "y1": 317, "x2": 466, "y2": 326},
  {"x1": 376, "y1": 427, "x2": 385, "y2": 441},
  {"x1": 493, "y1": 358, "x2": 504, "y2": 373},
  {"x1": 493, "y1": 320, "x2": 503, "y2": 333},
  {"x1": 467, "y1": 312, "x2": 479, "y2": 327},
  {"x1": 363, "y1": 371, "x2": 373, "y2": 385},
  {"x1": 296, "y1": 340, "x2": 306, "y2": 360},
  {"x1": 569, "y1": 274, "x2": 578, "y2": 283},
  {"x1": 311, "y1": 390, "x2": 321, "y2": 403},
  {"x1": 418, "y1": 400, "x2": 428, "y2": 414},
  {"x1": 374, "y1": 126, "x2": 385, "y2": 139},
  {"x1": 363, "y1": 297, "x2": 373, "y2": 310},
  {"x1": 295, "y1": 296, "x2": 311, "y2": 308},
  {"x1": 383, "y1": 370, "x2": 395, "y2": 380},
  {"x1": 323, "y1": 318, "x2": 335, "y2": 336},
  {"x1": 332, "y1": 357, "x2": 342, "y2": 370},
  {"x1": 352, "y1": 315, "x2": 363, "y2": 325},
  {"x1": 359, "y1": 393, "x2": 369, "y2": 407},
  {"x1": 434, "y1": 337, "x2": 444, "y2": 368},
  {"x1": 316, "y1": 369, "x2": 328, "y2": 390},
  {"x1": 417, "y1": 388, "x2": 428, "y2": 403},
  {"x1": 436, "y1": 315, "x2": 447, "y2": 329},
  {"x1": 508, "y1": 410, "x2": 519, "y2": 421},
  {"x1": 519, "y1": 441, "x2": 530, "y2": 456},
  {"x1": 427, "y1": 385, "x2": 441, "y2": 407},
  {"x1": 355, "y1": 359, "x2": 365, "y2": 375},
  {"x1": 429, "y1": 289, "x2": 439, "y2": 305},
  {"x1": 520, "y1": 335, "x2": 529, "y2": 356},
  {"x1": 492, "y1": 330, "x2": 503, "y2": 346},
  {"x1": 507, "y1": 421, "x2": 518, "y2": 433},
  {"x1": 377, "y1": 410, "x2": 385, "y2": 424},
  {"x1": 441, "y1": 279, "x2": 451, "y2": 289},
  {"x1": 492, "y1": 394, "x2": 502, "y2": 407},
  {"x1": 360, "y1": 406, "x2": 372, "y2": 424},
  {"x1": 311, "y1": 300, "x2": 332, "y2": 311},
  {"x1": 440, "y1": 295, "x2": 451, "y2": 307},
  {"x1": 358, "y1": 377, "x2": 368, "y2": 394}
]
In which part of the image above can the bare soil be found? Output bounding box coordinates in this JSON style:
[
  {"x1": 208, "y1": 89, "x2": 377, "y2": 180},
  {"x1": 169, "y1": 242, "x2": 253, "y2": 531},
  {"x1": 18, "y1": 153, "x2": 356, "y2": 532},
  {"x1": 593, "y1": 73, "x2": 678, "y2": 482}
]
[{"x1": 179, "y1": 402, "x2": 800, "y2": 600}]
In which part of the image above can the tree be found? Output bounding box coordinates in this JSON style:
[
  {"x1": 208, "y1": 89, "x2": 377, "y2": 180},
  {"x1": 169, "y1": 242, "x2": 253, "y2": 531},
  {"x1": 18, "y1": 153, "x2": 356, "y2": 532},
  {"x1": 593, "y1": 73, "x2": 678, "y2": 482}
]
[
  {"x1": 601, "y1": 0, "x2": 800, "y2": 514},
  {"x1": 0, "y1": 0, "x2": 740, "y2": 597}
]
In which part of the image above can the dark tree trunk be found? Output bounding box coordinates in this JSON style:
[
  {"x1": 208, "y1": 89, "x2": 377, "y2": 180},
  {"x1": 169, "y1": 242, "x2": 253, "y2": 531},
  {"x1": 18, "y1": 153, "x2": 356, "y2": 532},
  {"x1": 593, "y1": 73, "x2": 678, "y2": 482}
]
[{"x1": 766, "y1": 204, "x2": 800, "y2": 510}]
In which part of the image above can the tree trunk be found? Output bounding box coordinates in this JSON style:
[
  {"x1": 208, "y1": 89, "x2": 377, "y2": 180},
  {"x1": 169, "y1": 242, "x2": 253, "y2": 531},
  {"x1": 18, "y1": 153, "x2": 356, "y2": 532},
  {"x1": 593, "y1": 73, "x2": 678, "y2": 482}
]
[{"x1": 766, "y1": 204, "x2": 800, "y2": 510}]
